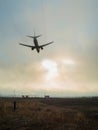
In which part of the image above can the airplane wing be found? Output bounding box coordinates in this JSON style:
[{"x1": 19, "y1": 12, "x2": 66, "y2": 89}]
[
  {"x1": 19, "y1": 43, "x2": 35, "y2": 49},
  {"x1": 39, "y1": 41, "x2": 54, "y2": 48}
]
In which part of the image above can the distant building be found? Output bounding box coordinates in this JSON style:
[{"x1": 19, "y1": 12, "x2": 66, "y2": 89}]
[
  {"x1": 44, "y1": 95, "x2": 50, "y2": 98},
  {"x1": 26, "y1": 95, "x2": 29, "y2": 98},
  {"x1": 22, "y1": 95, "x2": 29, "y2": 98},
  {"x1": 22, "y1": 95, "x2": 25, "y2": 98}
]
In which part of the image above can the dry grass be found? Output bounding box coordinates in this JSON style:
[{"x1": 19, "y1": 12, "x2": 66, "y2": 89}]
[{"x1": 0, "y1": 97, "x2": 98, "y2": 130}]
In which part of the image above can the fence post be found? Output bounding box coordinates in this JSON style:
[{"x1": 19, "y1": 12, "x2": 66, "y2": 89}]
[{"x1": 13, "y1": 101, "x2": 16, "y2": 112}]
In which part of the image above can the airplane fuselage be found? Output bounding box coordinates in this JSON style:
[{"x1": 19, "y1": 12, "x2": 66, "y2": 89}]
[{"x1": 33, "y1": 38, "x2": 40, "y2": 53}]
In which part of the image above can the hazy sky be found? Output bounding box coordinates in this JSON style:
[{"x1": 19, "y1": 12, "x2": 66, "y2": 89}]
[{"x1": 0, "y1": 0, "x2": 98, "y2": 97}]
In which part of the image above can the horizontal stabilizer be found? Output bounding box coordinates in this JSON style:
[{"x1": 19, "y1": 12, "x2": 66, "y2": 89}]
[
  {"x1": 27, "y1": 35, "x2": 42, "y2": 39},
  {"x1": 35, "y1": 35, "x2": 42, "y2": 38},
  {"x1": 26, "y1": 36, "x2": 34, "y2": 38}
]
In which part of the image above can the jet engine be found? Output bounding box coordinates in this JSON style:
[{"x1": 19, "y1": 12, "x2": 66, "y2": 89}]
[
  {"x1": 31, "y1": 47, "x2": 34, "y2": 50},
  {"x1": 41, "y1": 47, "x2": 43, "y2": 50}
]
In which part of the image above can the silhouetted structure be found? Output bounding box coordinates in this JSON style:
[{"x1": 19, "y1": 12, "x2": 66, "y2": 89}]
[
  {"x1": 13, "y1": 101, "x2": 16, "y2": 112},
  {"x1": 44, "y1": 95, "x2": 50, "y2": 99},
  {"x1": 19, "y1": 33, "x2": 54, "y2": 53},
  {"x1": 22, "y1": 95, "x2": 29, "y2": 98}
]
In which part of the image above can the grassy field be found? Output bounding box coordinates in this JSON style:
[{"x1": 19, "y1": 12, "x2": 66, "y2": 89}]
[{"x1": 0, "y1": 97, "x2": 98, "y2": 130}]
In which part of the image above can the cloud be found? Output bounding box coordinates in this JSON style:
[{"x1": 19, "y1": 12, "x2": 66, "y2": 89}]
[{"x1": 0, "y1": 61, "x2": 44, "y2": 94}]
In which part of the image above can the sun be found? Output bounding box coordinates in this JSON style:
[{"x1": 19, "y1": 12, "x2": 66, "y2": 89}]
[
  {"x1": 41, "y1": 58, "x2": 76, "y2": 89},
  {"x1": 41, "y1": 59, "x2": 58, "y2": 81}
]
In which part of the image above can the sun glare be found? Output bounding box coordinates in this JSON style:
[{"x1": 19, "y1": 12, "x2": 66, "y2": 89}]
[
  {"x1": 42, "y1": 59, "x2": 58, "y2": 81},
  {"x1": 41, "y1": 58, "x2": 76, "y2": 89}
]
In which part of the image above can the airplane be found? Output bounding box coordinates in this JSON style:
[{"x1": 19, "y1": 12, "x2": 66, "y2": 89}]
[{"x1": 19, "y1": 33, "x2": 54, "y2": 53}]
